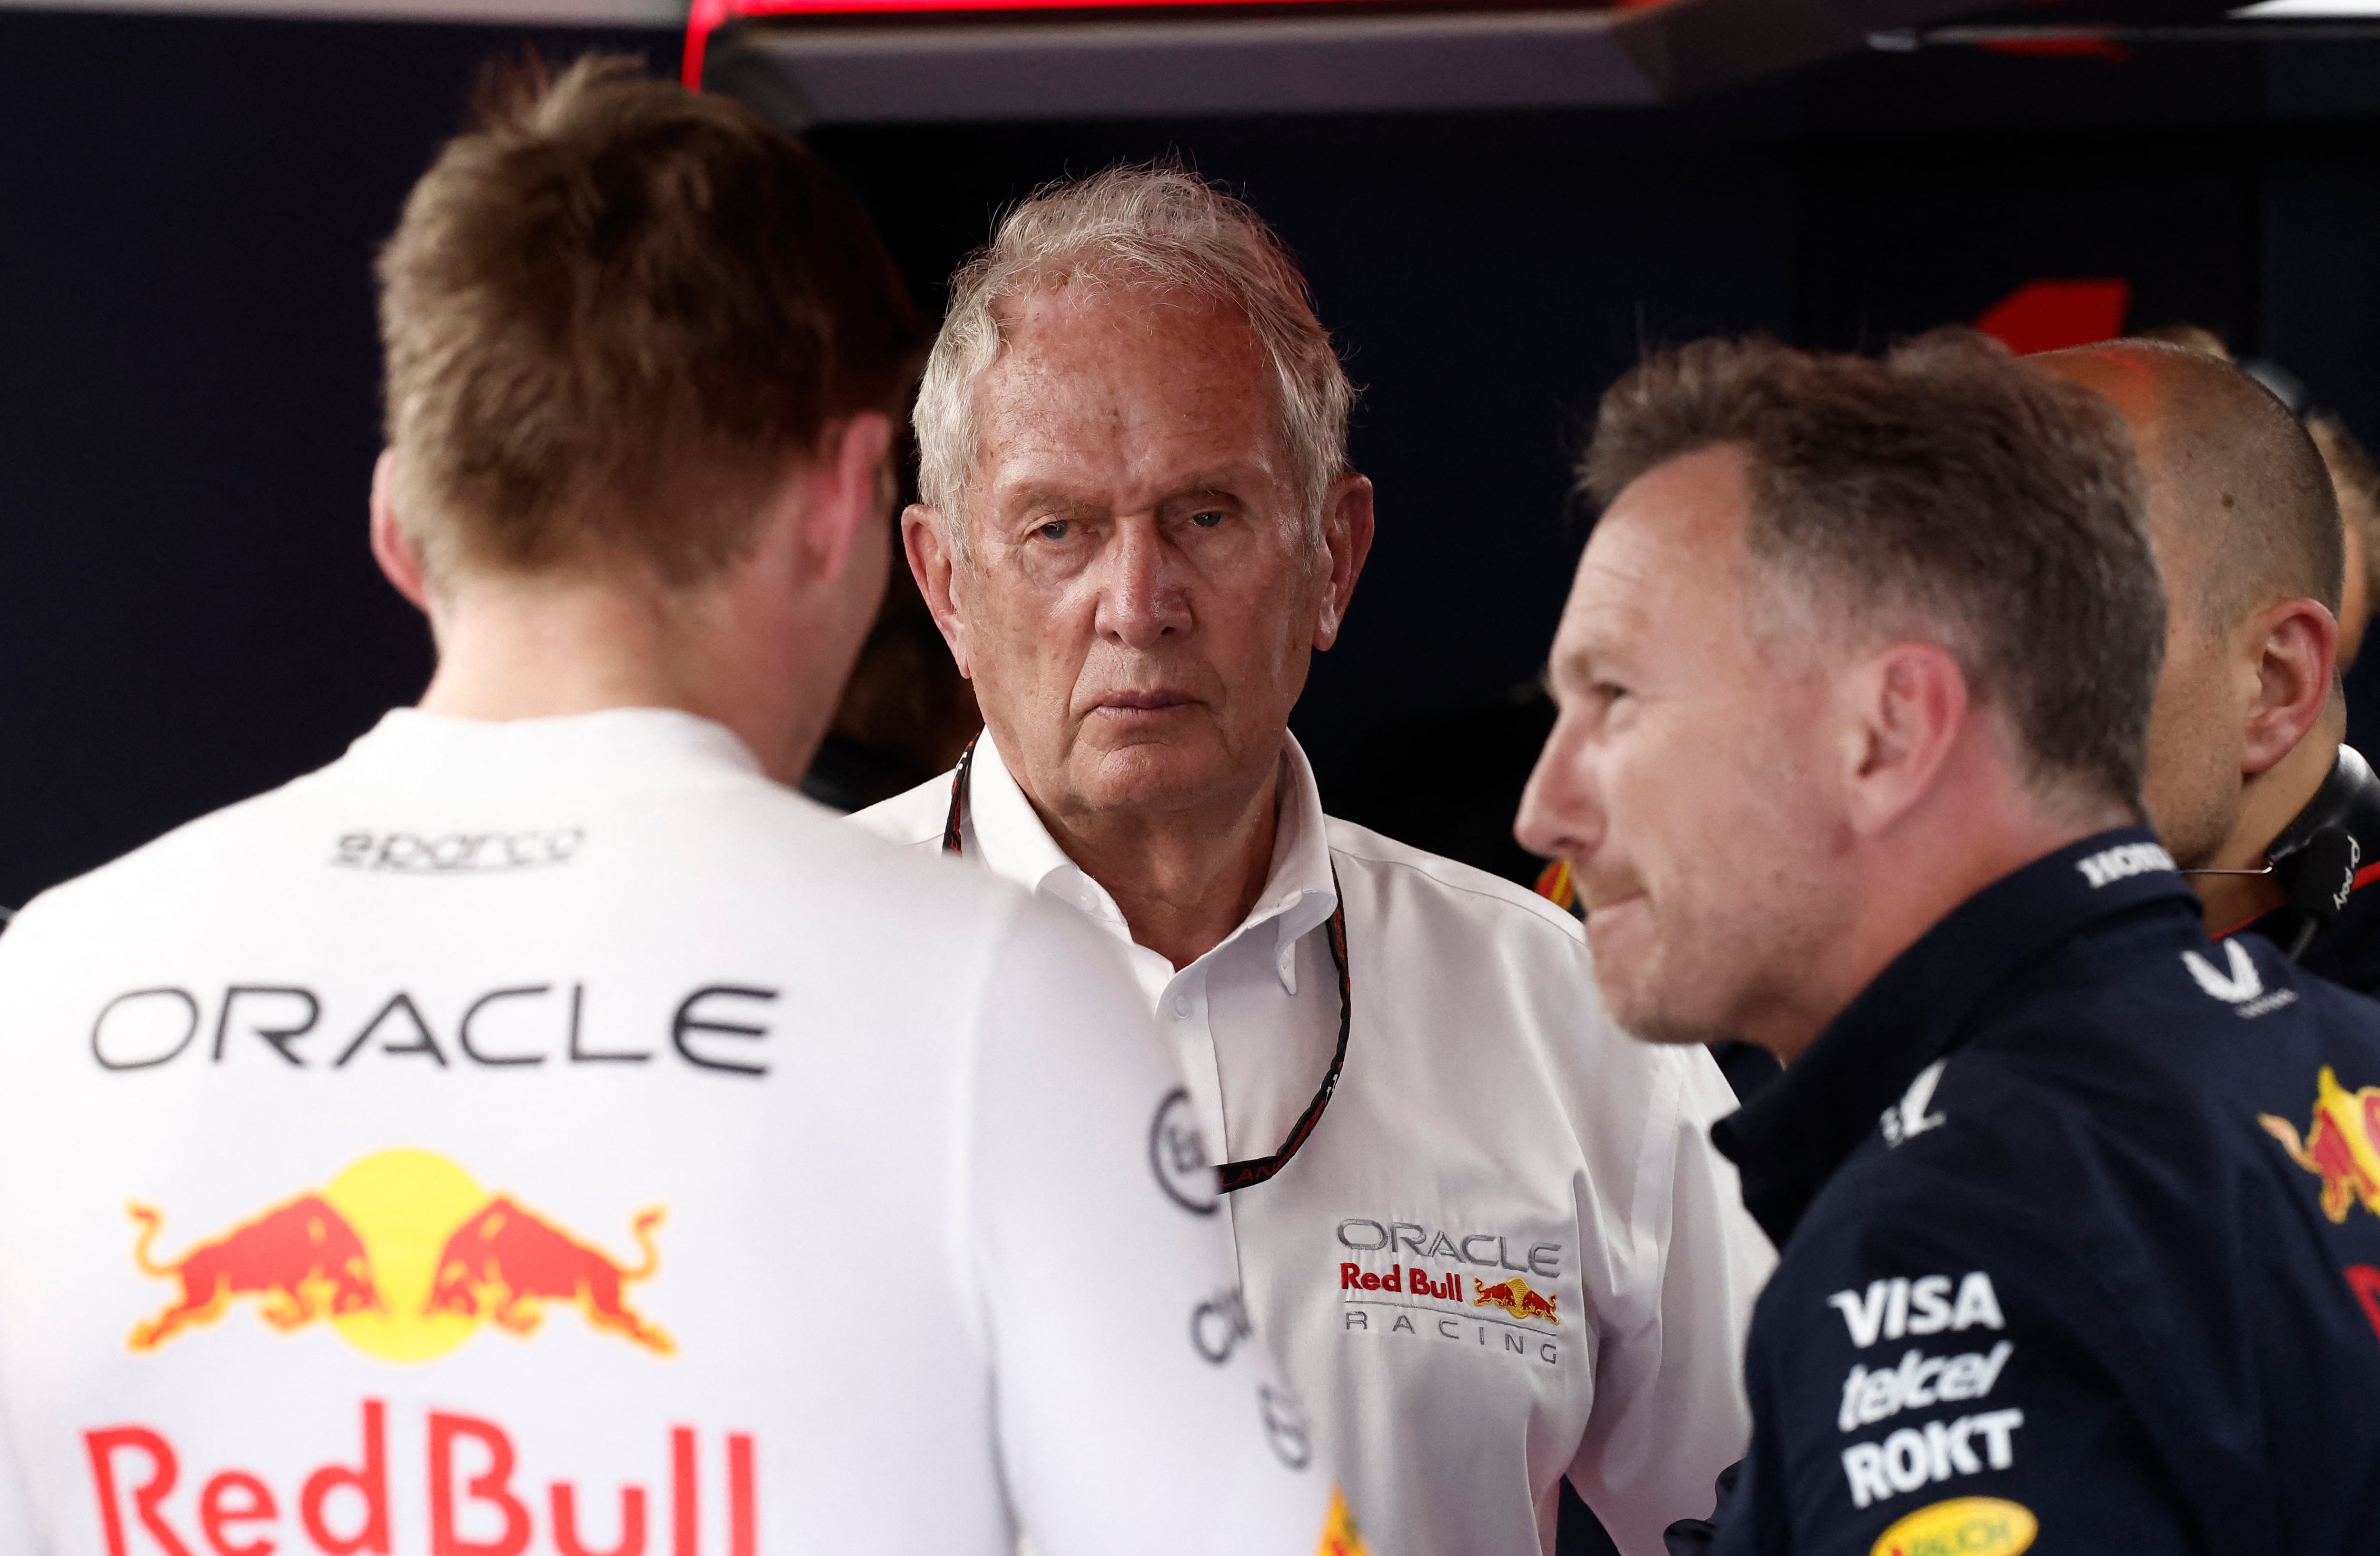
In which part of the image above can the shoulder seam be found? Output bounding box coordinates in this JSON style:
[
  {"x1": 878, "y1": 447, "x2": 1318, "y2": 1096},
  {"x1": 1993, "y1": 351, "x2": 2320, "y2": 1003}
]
[{"x1": 1330, "y1": 842, "x2": 1584, "y2": 939}]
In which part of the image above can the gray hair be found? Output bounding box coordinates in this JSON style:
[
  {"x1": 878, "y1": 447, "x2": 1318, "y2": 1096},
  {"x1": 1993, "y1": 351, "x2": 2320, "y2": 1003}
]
[{"x1": 913, "y1": 163, "x2": 1353, "y2": 560}]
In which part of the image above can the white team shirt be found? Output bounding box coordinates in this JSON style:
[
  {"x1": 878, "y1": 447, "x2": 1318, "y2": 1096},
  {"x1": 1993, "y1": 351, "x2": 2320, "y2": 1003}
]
[
  {"x1": 0, "y1": 708, "x2": 1355, "y2": 1556},
  {"x1": 857, "y1": 733, "x2": 1775, "y2": 1556}
]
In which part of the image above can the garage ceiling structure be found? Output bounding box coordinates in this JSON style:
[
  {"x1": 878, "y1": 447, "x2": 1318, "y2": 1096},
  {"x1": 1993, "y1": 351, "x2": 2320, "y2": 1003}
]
[{"x1": 690, "y1": 0, "x2": 2010, "y2": 127}]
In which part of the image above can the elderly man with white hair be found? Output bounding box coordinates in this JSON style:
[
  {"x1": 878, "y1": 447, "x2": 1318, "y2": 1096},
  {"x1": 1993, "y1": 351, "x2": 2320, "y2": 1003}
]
[{"x1": 856, "y1": 166, "x2": 1771, "y2": 1556}]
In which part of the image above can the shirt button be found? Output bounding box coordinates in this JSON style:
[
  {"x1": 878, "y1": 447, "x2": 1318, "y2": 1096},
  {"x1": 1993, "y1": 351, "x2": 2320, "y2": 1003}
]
[{"x1": 1170, "y1": 994, "x2": 1192, "y2": 1019}]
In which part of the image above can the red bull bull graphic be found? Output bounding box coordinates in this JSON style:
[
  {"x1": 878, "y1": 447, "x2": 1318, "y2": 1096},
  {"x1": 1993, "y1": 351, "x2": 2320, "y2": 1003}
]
[
  {"x1": 426, "y1": 1197, "x2": 672, "y2": 1355},
  {"x1": 126, "y1": 1149, "x2": 670, "y2": 1361},
  {"x1": 2259, "y1": 1066, "x2": 2380, "y2": 1222},
  {"x1": 1472, "y1": 1277, "x2": 1559, "y2": 1326},
  {"x1": 83, "y1": 1399, "x2": 755, "y2": 1556},
  {"x1": 126, "y1": 1194, "x2": 385, "y2": 1351}
]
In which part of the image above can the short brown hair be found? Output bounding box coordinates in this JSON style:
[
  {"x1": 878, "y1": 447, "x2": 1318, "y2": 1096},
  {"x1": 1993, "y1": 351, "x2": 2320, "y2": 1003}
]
[
  {"x1": 2114, "y1": 342, "x2": 2340, "y2": 627},
  {"x1": 377, "y1": 55, "x2": 926, "y2": 585},
  {"x1": 1583, "y1": 329, "x2": 2165, "y2": 813}
]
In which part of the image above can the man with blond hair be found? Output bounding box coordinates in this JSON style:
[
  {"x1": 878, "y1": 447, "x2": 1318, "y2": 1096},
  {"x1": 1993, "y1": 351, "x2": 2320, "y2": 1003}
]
[
  {"x1": 857, "y1": 164, "x2": 1771, "y2": 1556},
  {"x1": 0, "y1": 64, "x2": 1354, "y2": 1556}
]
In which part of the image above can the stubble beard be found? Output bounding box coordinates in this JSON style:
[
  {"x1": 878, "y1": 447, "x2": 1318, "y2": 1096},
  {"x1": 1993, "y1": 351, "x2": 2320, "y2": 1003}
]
[
  {"x1": 1597, "y1": 942, "x2": 1740, "y2": 1049},
  {"x1": 2146, "y1": 767, "x2": 2239, "y2": 873},
  {"x1": 1597, "y1": 877, "x2": 1833, "y2": 1056}
]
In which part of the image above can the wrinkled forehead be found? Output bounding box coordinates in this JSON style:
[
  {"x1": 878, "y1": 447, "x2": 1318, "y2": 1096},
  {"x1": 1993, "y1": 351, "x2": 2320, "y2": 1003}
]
[
  {"x1": 981, "y1": 282, "x2": 1271, "y2": 418},
  {"x1": 969, "y1": 282, "x2": 1286, "y2": 489}
]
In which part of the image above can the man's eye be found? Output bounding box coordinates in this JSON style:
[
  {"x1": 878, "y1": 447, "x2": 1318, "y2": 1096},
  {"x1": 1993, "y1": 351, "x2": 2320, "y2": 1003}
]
[
  {"x1": 1190, "y1": 510, "x2": 1224, "y2": 529},
  {"x1": 1593, "y1": 682, "x2": 1629, "y2": 705},
  {"x1": 1036, "y1": 519, "x2": 1072, "y2": 541}
]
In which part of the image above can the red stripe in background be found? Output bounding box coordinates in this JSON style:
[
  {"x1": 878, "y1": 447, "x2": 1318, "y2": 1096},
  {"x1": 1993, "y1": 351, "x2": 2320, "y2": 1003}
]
[
  {"x1": 1976, "y1": 38, "x2": 2131, "y2": 63},
  {"x1": 684, "y1": 0, "x2": 735, "y2": 87},
  {"x1": 1975, "y1": 278, "x2": 2132, "y2": 357}
]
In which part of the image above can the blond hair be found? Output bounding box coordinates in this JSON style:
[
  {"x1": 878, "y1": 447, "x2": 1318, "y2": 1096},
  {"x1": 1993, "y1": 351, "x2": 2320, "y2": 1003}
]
[{"x1": 377, "y1": 56, "x2": 924, "y2": 585}]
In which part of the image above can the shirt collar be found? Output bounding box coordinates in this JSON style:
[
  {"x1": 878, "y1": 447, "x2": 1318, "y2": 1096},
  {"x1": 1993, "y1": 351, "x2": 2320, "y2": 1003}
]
[
  {"x1": 342, "y1": 706, "x2": 764, "y2": 785},
  {"x1": 1259, "y1": 738, "x2": 1341, "y2": 993},
  {"x1": 962, "y1": 730, "x2": 1339, "y2": 993},
  {"x1": 962, "y1": 733, "x2": 1091, "y2": 908},
  {"x1": 1710, "y1": 826, "x2": 2201, "y2": 1249}
]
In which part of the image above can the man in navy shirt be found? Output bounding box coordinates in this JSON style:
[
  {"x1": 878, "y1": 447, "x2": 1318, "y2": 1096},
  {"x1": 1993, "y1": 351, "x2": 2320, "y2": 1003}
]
[
  {"x1": 1517, "y1": 329, "x2": 2380, "y2": 1554},
  {"x1": 2031, "y1": 341, "x2": 2380, "y2": 996}
]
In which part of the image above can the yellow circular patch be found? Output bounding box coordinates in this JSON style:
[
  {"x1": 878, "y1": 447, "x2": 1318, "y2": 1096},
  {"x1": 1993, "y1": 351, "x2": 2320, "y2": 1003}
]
[
  {"x1": 321, "y1": 1149, "x2": 486, "y2": 1363},
  {"x1": 1869, "y1": 1497, "x2": 2037, "y2": 1556}
]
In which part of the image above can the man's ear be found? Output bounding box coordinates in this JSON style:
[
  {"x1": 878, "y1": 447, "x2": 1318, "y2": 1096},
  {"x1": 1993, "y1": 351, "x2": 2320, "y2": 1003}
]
[
  {"x1": 1313, "y1": 472, "x2": 1376, "y2": 652},
  {"x1": 2240, "y1": 597, "x2": 2340, "y2": 778},
  {"x1": 903, "y1": 503, "x2": 972, "y2": 679},
  {"x1": 790, "y1": 411, "x2": 895, "y2": 588},
  {"x1": 1839, "y1": 641, "x2": 1969, "y2": 839},
  {"x1": 369, "y1": 449, "x2": 431, "y2": 613}
]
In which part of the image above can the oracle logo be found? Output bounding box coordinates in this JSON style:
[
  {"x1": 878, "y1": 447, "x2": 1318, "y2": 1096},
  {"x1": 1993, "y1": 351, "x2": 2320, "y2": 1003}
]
[{"x1": 1333, "y1": 1218, "x2": 1561, "y2": 1279}]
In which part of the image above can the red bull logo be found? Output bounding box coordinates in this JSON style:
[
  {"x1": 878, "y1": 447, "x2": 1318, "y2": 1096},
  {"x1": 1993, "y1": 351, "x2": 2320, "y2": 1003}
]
[
  {"x1": 1472, "y1": 1277, "x2": 1559, "y2": 1326},
  {"x1": 84, "y1": 1400, "x2": 755, "y2": 1556},
  {"x1": 425, "y1": 1197, "x2": 672, "y2": 1355},
  {"x1": 2259, "y1": 1067, "x2": 2380, "y2": 1223},
  {"x1": 128, "y1": 1194, "x2": 384, "y2": 1351},
  {"x1": 127, "y1": 1149, "x2": 671, "y2": 1361}
]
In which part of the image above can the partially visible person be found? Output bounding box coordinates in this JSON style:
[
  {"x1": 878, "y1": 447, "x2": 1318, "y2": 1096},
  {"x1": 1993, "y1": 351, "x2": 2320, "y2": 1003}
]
[
  {"x1": 2032, "y1": 340, "x2": 2380, "y2": 993},
  {"x1": 2308, "y1": 411, "x2": 2380, "y2": 665},
  {"x1": 860, "y1": 164, "x2": 1771, "y2": 1556},
  {"x1": 1520, "y1": 329, "x2": 2380, "y2": 1554},
  {"x1": 2136, "y1": 319, "x2": 2231, "y2": 359},
  {"x1": 2131, "y1": 324, "x2": 2380, "y2": 663},
  {"x1": 0, "y1": 61, "x2": 1356, "y2": 1556}
]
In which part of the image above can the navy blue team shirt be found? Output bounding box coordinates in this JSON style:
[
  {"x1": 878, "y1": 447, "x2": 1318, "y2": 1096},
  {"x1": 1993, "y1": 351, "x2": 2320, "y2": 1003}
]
[{"x1": 1701, "y1": 828, "x2": 2380, "y2": 1556}]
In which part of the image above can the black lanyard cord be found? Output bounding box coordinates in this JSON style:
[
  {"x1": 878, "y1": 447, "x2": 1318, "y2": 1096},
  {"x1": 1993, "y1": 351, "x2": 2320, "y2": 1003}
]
[{"x1": 941, "y1": 734, "x2": 1349, "y2": 1194}]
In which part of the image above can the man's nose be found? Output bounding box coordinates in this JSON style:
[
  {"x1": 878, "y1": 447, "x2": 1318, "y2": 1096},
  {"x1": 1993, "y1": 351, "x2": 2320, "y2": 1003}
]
[
  {"x1": 1515, "y1": 716, "x2": 1603, "y2": 863},
  {"x1": 1093, "y1": 521, "x2": 1192, "y2": 649}
]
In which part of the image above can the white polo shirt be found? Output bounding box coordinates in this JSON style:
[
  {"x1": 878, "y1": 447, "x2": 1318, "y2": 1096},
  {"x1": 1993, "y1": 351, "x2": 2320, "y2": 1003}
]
[
  {"x1": 856, "y1": 734, "x2": 1775, "y2": 1556},
  {"x1": 0, "y1": 708, "x2": 1355, "y2": 1556}
]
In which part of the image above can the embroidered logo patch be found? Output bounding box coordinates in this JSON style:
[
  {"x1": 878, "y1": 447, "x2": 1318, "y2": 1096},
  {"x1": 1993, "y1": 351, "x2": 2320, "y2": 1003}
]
[
  {"x1": 2261, "y1": 1066, "x2": 2380, "y2": 1223},
  {"x1": 1880, "y1": 1061, "x2": 1947, "y2": 1147}
]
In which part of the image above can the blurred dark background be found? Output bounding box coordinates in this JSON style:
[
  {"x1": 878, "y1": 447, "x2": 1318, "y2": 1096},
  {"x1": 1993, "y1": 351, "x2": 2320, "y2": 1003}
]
[{"x1": 10, "y1": 7, "x2": 2380, "y2": 909}]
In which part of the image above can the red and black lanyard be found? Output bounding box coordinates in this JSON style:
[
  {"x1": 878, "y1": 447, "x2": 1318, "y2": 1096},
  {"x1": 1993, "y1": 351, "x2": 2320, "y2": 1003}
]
[{"x1": 942, "y1": 734, "x2": 1350, "y2": 1193}]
